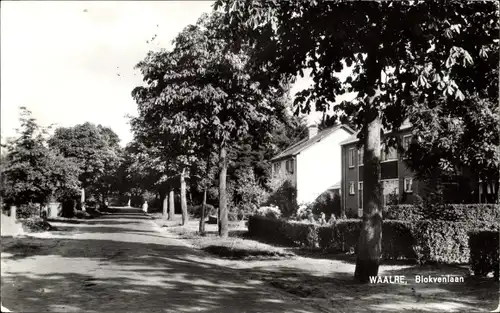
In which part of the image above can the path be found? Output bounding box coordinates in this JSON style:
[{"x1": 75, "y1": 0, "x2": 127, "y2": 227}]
[{"x1": 1, "y1": 207, "x2": 324, "y2": 313}]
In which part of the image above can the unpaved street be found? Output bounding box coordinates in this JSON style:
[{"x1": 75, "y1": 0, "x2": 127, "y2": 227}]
[{"x1": 1, "y1": 208, "x2": 324, "y2": 313}]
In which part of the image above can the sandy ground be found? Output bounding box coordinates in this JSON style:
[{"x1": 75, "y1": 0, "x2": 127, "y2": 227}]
[
  {"x1": 1, "y1": 208, "x2": 325, "y2": 313},
  {"x1": 2, "y1": 210, "x2": 499, "y2": 313}
]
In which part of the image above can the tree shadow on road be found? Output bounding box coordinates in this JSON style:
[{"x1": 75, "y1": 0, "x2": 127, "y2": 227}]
[
  {"x1": 1, "y1": 234, "x2": 328, "y2": 313},
  {"x1": 2, "y1": 212, "x2": 499, "y2": 313}
]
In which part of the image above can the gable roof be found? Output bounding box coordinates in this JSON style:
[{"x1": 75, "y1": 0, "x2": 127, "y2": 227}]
[
  {"x1": 340, "y1": 119, "x2": 412, "y2": 146},
  {"x1": 271, "y1": 124, "x2": 355, "y2": 162}
]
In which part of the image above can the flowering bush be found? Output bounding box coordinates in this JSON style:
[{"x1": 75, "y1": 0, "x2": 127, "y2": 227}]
[{"x1": 255, "y1": 206, "x2": 282, "y2": 219}]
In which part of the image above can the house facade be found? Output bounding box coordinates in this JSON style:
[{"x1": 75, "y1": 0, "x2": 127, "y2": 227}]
[
  {"x1": 271, "y1": 124, "x2": 355, "y2": 207},
  {"x1": 340, "y1": 122, "x2": 422, "y2": 217},
  {"x1": 340, "y1": 122, "x2": 499, "y2": 217}
]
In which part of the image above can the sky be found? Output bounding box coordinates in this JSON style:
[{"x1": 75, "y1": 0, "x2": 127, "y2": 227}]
[{"x1": 1, "y1": 1, "x2": 336, "y2": 148}]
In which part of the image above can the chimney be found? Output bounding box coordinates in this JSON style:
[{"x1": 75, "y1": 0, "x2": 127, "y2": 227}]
[{"x1": 307, "y1": 124, "x2": 318, "y2": 139}]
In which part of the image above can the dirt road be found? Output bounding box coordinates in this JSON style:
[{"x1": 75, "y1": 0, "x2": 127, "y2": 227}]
[{"x1": 1, "y1": 208, "x2": 324, "y2": 313}]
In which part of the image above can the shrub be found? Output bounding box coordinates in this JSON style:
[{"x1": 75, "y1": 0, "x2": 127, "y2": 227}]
[
  {"x1": 74, "y1": 210, "x2": 92, "y2": 219},
  {"x1": 229, "y1": 205, "x2": 255, "y2": 221},
  {"x1": 469, "y1": 230, "x2": 499, "y2": 279},
  {"x1": 255, "y1": 206, "x2": 282, "y2": 219},
  {"x1": 248, "y1": 216, "x2": 492, "y2": 263},
  {"x1": 233, "y1": 167, "x2": 268, "y2": 212},
  {"x1": 265, "y1": 170, "x2": 297, "y2": 217},
  {"x1": 17, "y1": 203, "x2": 41, "y2": 219},
  {"x1": 345, "y1": 209, "x2": 360, "y2": 219},
  {"x1": 188, "y1": 204, "x2": 216, "y2": 218},
  {"x1": 248, "y1": 215, "x2": 288, "y2": 243},
  {"x1": 412, "y1": 221, "x2": 470, "y2": 264},
  {"x1": 19, "y1": 217, "x2": 55, "y2": 232},
  {"x1": 293, "y1": 204, "x2": 309, "y2": 220},
  {"x1": 84, "y1": 199, "x2": 99, "y2": 210},
  {"x1": 382, "y1": 220, "x2": 416, "y2": 260},
  {"x1": 228, "y1": 210, "x2": 239, "y2": 221},
  {"x1": 308, "y1": 190, "x2": 341, "y2": 218},
  {"x1": 282, "y1": 221, "x2": 319, "y2": 248},
  {"x1": 423, "y1": 204, "x2": 500, "y2": 224},
  {"x1": 320, "y1": 219, "x2": 416, "y2": 259},
  {"x1": 383, "y1": 204, "x2": 500, "y2": 225},
  {"x1": 236, "y1": 207, "x2": 249, "y2": 220},
  {"x1": 383, "y1": 204, "x2": 424, "y2": 222},
  {"x1": 331, "y1": 219, "x2": 362, "y2": 252}
]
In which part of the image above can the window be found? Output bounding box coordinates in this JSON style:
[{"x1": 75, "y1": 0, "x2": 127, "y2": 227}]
[
  {"x1": 382, "y1": 179, "x2": 399, "y2": 205},
  {"x1": 349, "y1": 182, "x2": 355, "y2": 195},
  {"x1": 403, "y1": 135, "x2": 412, "y2": 158},
  {"x1": 358, "y1": 147, "x2": 364, "y2": 165},
  {"x1": 358, "y1": 182, "x2": 363, "y2": 210},
  {"x1": 285, "y1": 159, "x2": 294, "y2": 174},
  {"x1": 404, "y1": 177, "x2": 413, "y2": 193},
  {"x1": 381, "y1": 144, "x2": 397, "y2": 161},
  {"x1": 349, "y1": 148, "x2": 355, "y2": 168}
]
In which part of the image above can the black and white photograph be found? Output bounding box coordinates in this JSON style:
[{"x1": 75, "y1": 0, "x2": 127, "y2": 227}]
[{"x1": 1, "y1": 1, "x2": 499, "y2": 312}]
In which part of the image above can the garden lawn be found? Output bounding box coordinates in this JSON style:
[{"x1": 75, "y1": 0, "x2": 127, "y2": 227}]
[{"x1": 152, "y1": 215, "x2": 294, "y2": 260}]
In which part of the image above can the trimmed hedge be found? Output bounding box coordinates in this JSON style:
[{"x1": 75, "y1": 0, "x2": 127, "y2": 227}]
[
  {"x1": 424, "y1": 204, "x2": 500, "y2": 223},
  {"x1": 383, "y1": 204, "x2": 500, "y2": 225},
  {"x1": 469, "y1": 230, "x2": 499, "y2": 279},
  {"x1": 248, "y1": 215, "x2": 499, "y2": 264},
  {"x1": 383, "y1": 205, "x2": 423, "y2": 222},
  {"x1": 248, "y1": 216, "x2": 416, "y2": 259},
  {"x1": 382, "y1": 220, "x2": 416, "y2": 260},
  {"x1": 412, "y1": 221, "x2": 471, "y2": 264}
]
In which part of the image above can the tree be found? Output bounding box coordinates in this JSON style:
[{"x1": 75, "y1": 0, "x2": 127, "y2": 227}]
[
  {"x1": 48, "y1": 123, "x2": 123, "y2": 204},
  {"x1": 132, "y1": 12, "x2": 289, "y2": 237},
  {"x1": 405, "y1": 93, "x2": 499, "y2": 202},
  {"x1": 120, "y1": 137, "x2": 182, "y2": 218},
  {"x1": 1, "y1": 107, "x2": 81, "y2": 212},
  {"x1": 231, "y1": 110, "x2": 307, "y2": 187},
  {"x1": 130, "y1": 110, "x2": 196, "y2": 224},
  {"x1": 188, "y1": 150, "x2": 219, "y2": 234},
  {"x1": 216, "y1": 0, "x2": 499, "y2": 281}
]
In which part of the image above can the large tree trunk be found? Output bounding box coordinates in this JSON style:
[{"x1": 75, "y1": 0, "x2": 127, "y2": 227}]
[
  {"x1": 218, "y1": 145, "x2": 229, "y2": 238},
  {"x1": 162, "y1": 191, "x2": 168, "y2": 218},
  {"x1": 354, "y1": 115, "x2": 383, "y2": 283},
  {"x1": 168, "y1": 189, "x2": 175, "y2": 220},
  {"x1": 180, "y1": 169, "x2": 188, "y2": 225},
  {"x1": 199, "y1": 187, "x2": 207, "y2": 234}
]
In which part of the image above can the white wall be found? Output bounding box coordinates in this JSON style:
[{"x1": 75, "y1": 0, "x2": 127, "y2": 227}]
[{"x1": 295, "y1": 128, "x2": 352, "y2": 205}]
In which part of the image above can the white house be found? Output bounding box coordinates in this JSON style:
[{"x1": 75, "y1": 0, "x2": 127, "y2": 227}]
[{"x1": 270, "y1": 124, "x2": 355, "y2": 205}]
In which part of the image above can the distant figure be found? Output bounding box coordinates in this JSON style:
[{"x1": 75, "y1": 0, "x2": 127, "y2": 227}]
[
  {"x1": 328, "y1": 213, "x2": 337, "y2": 224},
  {"x1": 318, "y1": 212, "x2": 327, "y2": 225},
  {"x1": 307, "y1": 210, "x2": 315, "y2": 223},
  {"x1": 104, "y1": 200, "x2": 109, "y2": 208},
  {"x1": 142, "y1": 201, "x2": 148, "y2": 213},
  {"x1": 127, "y1": 198, "x2": 131, "y2": 207}
]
